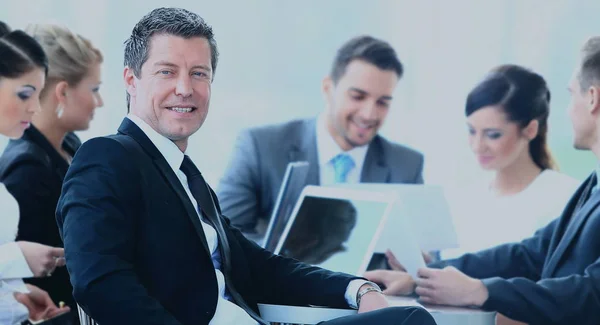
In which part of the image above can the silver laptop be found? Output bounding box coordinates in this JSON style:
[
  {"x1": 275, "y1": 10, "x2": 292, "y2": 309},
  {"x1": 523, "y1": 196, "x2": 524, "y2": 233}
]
[
  {"x1": 274, "y1": 186, "x2": 397, "y2": 275},
  {"x1": 331, "y1": 183, "x2": 459, "y2": 252}
]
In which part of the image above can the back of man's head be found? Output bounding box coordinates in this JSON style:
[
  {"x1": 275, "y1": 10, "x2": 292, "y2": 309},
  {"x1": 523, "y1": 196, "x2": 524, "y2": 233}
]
[
  {"x1": 330, "y1": 35, "x2": 403, "y2": 84},
  {"x1": 579, "y1": 36, "x2": 600, "y2": 92},
  {"x1": 123, "y1": 7, "x2": 218, "y2": 109}
]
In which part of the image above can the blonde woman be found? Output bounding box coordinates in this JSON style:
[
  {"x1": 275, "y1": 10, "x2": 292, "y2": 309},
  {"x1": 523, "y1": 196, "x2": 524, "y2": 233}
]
[{"x1": 0, "y1": 23, "x2": 103, "y2": 320}]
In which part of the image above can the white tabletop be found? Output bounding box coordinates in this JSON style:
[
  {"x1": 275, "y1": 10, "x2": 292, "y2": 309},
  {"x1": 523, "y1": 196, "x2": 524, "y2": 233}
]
[{"x1": 258, "y1": 295, "x2": 496, "y2": 325}]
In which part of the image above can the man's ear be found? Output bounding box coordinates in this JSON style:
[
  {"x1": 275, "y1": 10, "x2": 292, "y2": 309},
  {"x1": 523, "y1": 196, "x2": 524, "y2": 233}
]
[
  {"x1": 589, "y1": 85, "x2": 600, "y2": 116},
  {"x1": 322, "y1": 76, "x2": 336, "y2": 100},
  {"x1": 124, "y1": 66, "x2": 137, "y2": 101}
]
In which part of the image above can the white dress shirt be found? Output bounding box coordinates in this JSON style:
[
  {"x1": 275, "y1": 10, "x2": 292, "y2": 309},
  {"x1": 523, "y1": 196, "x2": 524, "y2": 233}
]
[
  {"x1": 315, "y1": 114, "x2": 369, "y2": 185},
  {"x1": 128, "y1": 115, "x2": 366, "y2": 324},
  {"x1": 0, "y1": 182, "x2": 32, "y2": 325}
]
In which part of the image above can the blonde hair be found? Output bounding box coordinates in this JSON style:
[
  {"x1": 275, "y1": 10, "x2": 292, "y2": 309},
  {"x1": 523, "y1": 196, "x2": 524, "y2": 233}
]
[{"x1": 25, "y1": 24, "x2": 102, "y2": 98}]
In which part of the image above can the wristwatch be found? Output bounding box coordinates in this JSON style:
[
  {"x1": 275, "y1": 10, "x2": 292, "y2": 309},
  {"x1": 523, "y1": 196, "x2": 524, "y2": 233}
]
[{"x1": 356, "y1": 281, "x2": 383, "y2": 308}]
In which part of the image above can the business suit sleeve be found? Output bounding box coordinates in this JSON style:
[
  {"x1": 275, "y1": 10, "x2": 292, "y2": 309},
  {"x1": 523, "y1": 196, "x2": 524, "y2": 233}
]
[
  {"x1": 1, "y1": 157, "x2": 59, "y2": 243},
  {"x1": 217, "y1": 129, "x2": 262, "y2": 230},
  {"x1": 479, "y1": 259, "x2": 600, "y2": 324},
  {"x1": 56, "y1": 138, "x2": 182, "y2": 325},
  {"x1": 430, "y1": 218, "x2": 556, "y2": 280}
]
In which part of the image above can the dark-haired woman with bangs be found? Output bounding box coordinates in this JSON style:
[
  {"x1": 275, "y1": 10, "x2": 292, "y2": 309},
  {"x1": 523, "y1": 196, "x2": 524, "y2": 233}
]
[{"x1": 0, "y1": 22, "x2": 70, "y2": 325}]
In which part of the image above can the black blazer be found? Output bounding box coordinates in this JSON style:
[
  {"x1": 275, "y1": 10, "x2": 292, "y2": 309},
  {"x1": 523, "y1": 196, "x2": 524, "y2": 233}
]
[
  {"x1": 431, "y1": 173, "x2": 600, "y2": 325},
  {"x1": 56, "y1": 118, "x2": 359, "y2": 325},
  {"x1": 0, "y1": 125, "x2": 80, "y2": 308}
]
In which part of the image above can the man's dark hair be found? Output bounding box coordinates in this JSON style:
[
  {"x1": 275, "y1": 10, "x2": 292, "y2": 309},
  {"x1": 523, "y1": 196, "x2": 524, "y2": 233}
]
[
  {"x1": 123, "y1": 8, "x2": 219, "y2": 109},
  {"x1": 330, "y1": 35, "x2": 403, "y2": 83}
]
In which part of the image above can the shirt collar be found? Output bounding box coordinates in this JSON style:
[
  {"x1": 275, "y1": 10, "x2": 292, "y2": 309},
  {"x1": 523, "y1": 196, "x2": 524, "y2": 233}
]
[
  {"x1": 315, "y1": 113, "x2": 369, "y2": 166},
  {"x1": 126, "y1": 114, "x2": 185, "y2": 174}
]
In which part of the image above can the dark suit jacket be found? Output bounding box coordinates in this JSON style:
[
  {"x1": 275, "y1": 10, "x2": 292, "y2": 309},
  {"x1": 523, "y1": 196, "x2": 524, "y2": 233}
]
[
  {"x1": 217, "y1": 118, "x2": 425, "y2": 235},
  {"x1": 56, "y1": 118, "x2": 360, "y2": 325},
  {"x1": 0, "y1": 125, "x2": 80, "y2": 308},
  {"x1": 430, "y1": 173, "x2": 600, "y2": 325}
]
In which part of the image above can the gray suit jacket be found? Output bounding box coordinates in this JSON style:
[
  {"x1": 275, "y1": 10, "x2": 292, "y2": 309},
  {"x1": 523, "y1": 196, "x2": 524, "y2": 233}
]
[{"x1": 217, "y1": 118, "x2": 424, "y2": 236}]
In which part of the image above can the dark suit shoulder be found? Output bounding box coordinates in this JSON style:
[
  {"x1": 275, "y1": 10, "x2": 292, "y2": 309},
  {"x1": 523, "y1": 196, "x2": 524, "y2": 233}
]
[
  {"x1": 71, "y1": 136, "x2": 138, "y2": 171},
  {"x1": 0, "y1": 139, "x2": 51, "y2": 179}
]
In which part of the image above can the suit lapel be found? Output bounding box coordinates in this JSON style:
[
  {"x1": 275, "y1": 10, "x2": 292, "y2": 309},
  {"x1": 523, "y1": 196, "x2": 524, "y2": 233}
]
[
  {"x1": 289, "y1": 119, "x2": 319, "y2": 185},
  {"x1": 361, "y1": 136, "x2": 389, "y2": 183},
  {"x1": 117, "y1": 118, "x2": 211, "y2": 255},
  {"x1": 545, "y1": 174, "x2": 599, "y2": 275}
]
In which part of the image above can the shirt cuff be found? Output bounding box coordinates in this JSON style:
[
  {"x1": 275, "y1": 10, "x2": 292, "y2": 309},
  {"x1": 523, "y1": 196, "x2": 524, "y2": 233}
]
[
  {"x1": 0, "y1": 242, "x2": 34, "y2": 279},
  {"x1": 345, "y1": 279, "x2": 369, "y2": 309}
]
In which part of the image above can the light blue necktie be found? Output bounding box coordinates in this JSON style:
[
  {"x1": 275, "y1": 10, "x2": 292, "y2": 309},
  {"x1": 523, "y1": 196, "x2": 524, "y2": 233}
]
[{"x1": 331, "y1": 153, "x2": 355, "y2": 183}]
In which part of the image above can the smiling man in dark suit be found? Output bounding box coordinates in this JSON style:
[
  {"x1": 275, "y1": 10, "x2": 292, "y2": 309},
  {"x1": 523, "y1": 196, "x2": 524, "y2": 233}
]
[
  {"x1": 55, "y1": 7, "x2": 435, "y2": 325},
  {"x1": 365, "y1": 36, "x2": 600, "y2": 325},
  {"x1": 217, "y1": 36, "x2": 424, "y2": 239}
]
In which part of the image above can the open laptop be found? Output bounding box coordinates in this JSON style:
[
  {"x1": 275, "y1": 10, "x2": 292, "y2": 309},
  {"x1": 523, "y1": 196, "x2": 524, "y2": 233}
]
[
  {"x1": 274, "y1": 185, "x2": 397, "y2": 275},
  {"x1": 329, "y1": 183, "x2": 458, "y2": 278},
  {"x1": 332, "y1": 183, "x2": 458, "y2": 252},
  {"x1": 262, "y1": 161, "x2": 310, "y2": 252}
]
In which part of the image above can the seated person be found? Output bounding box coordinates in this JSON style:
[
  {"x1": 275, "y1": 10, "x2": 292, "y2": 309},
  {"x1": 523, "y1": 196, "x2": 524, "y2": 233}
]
[
  {"x1": 364, "y1": 37, "x2": 600, "y2": 325},
  {"x1": 442, "y1": 64, "x2": 579, "y2": 259},
  {"x1": 56, "y1": 8, "x2": 436, "y2": 325},
  {"x1": 0, "y1": 24, "x2": 103, "y2": 319},
  {"x1": 0, "y1": 22, "x2": 70, "y2": 325},
  {"x1": 217, "y1": 35, "x2": 424, "y2": 240}
]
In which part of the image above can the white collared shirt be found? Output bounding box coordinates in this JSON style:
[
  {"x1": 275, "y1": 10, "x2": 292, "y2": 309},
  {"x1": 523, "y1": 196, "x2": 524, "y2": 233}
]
[
  {"x1": 315, "y1": 114, "x2": 369, "y2": 185},
  {"x1": 0, "y1": 182, "x2": 32, "y2": 325}
]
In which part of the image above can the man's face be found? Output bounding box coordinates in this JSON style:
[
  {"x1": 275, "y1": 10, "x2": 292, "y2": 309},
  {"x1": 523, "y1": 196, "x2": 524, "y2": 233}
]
[
  {"x1": 125, "y1": 34, "x2": 213, "y2": 151},
  {"x1": 323, "y1": 60, "x2": 399, "y2": 151}
]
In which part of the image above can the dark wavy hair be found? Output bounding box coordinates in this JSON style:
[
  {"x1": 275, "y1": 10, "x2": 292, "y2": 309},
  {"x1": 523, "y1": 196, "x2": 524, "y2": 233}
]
[{"x1": 465, "y1": 64, "x2": 556, "y2": 170}]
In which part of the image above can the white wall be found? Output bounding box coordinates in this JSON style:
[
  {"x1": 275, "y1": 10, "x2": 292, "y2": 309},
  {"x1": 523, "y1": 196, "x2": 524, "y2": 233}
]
[{"x1": 1, "y1": 0, "x2": 597, "y2": 187}]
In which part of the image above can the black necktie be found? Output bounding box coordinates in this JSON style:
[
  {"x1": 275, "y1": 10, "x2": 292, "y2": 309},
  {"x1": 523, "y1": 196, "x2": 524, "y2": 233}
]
[{"x1": 179, "y1": 155, "x2": 266, "y2": 325}]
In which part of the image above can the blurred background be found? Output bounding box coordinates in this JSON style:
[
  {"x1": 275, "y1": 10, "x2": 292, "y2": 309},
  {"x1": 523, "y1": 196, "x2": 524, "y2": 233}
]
[{"x1": 1, "y1": 0, "x2": 597, "y2": 186}]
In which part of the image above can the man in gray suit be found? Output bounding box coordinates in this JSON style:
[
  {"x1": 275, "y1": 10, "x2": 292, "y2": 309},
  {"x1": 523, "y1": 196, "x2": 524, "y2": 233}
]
[{"x1": 217, "y1": 35, "x2": 424, "y2": 239}]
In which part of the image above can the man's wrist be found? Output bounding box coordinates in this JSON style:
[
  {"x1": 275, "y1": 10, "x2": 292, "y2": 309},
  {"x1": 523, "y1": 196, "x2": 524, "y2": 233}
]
[
  {"x1": 469, "y1": 279, "x2": 489, "y2": 306},
  {"x1": 356, "y1": 282, "x2": 382, "y2": 308}
]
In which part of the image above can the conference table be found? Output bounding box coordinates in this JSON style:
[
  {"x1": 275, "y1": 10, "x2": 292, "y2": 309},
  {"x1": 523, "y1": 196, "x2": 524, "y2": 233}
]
[
  {"x1": 388, "y1": 296, "x2": 496, "y2": 325},
  {"x1": 258, "y1": 295, "x2": 496, "y2": 325}
]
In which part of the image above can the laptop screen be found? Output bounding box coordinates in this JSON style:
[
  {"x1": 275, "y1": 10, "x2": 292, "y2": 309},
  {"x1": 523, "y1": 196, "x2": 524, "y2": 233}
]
[
  {"x1": 275, "y1": 190, "x2": 393, "y2": 275},
  {"x1": 263, "y1": 161, "x2": 310, "y2": 252}
]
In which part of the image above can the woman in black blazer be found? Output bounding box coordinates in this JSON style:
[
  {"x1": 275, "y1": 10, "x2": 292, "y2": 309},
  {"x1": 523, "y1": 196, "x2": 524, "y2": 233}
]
[{"x1": 0, "y1": 23, "x2": 103, "y2": 316}]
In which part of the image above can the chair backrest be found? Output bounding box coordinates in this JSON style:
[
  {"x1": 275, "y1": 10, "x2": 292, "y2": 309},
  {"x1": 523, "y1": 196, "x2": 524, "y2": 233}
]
[{"x1": 77, "y1": 304, "x2": 99, "y2": 325}]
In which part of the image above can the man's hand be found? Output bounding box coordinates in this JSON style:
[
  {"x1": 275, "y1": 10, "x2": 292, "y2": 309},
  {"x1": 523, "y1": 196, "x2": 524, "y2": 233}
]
[
  {"x1": 14, "y1": 284, "x2": 70, "y2": 321},
  {"x1": 385, "y1": 249, "x2": 433, "y2": 271},
  {"x1": 415, "y1": 266, "x2": 488, "y2": 307},
  {"x1": 363, "y1": 270, "x2": 415, "y2": 295},
  {"x1": 356, "y1": 284, "x2": 388, "y2": 314}
]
